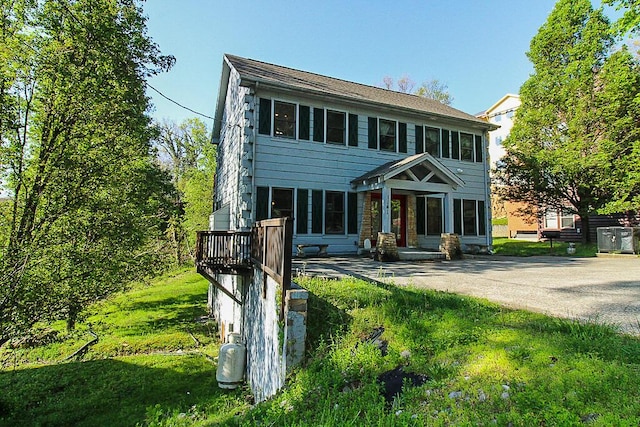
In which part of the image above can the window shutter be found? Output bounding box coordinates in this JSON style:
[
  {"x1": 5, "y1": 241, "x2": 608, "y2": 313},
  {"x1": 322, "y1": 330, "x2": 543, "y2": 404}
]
[
  {"x1": 415, "y1": 125, "x2": 423, "y2": 154},
  {"x1": 348, "y1": 114, "x2": 358, "y2": 147},
  {"x1": 313, "y1": 108, "x2": 324, "y2": 142},
  {"x1": 311, "y1": 190, "x2": 323, "y2": 233},
  {"x1": 299, "y1": 105, "x2": 310, "y2": 140},
  {"x1": 348, "y1": 192, "x2": 358, "y2": 234},
  {"x1": 258, "y1": 98, "x2": 271, "y2": 135},
  {"x1": 256, "y1": 186, "x2": 269, "y2": 221},
  {"x1": 451, "y1": 131, "x2": 460, "y2": 160},
  {"x1": 416, "y1": 197, "x2": 425, "y2": 235},
  {"x1": 474, "y1": 135, "x2": 483, "y2": 163},
  {"x1": 441, "y1": 129, "x2": 450, "y2": 158},
  {"x1": 399, "y1": 122, "x2": 407, "y2": 153},
  {"x1": 454, "y1": 198, "x2": 462, "y2": 235},
  {"x1": 296, "y1": 189, "x2": 308, "y2": 234},
  {"x1": 478, "y1": 200, "x2": 486, "y2": 236},
  {"x1": 368, "y1": 117, "x2": 377, "y2": 149}
]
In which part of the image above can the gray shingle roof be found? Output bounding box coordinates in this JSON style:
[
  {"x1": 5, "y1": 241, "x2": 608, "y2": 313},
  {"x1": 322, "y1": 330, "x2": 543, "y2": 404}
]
[{"x1": 224, "y1": 54, "x2": 493, "y2": 128}]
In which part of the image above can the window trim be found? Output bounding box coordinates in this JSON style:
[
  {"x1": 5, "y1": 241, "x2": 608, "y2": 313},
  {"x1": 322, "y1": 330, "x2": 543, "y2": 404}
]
[
  {"x1": 426, "y1": 196, "x2": 444, "y2": 236},
  {"x1": 324, "y1": 190, "x2": 345, "y2": 235},
  {"x1": 272, "y1": 99, "x2": 298, "y2": 140},
  {"x1": 378, "y1": 117, "x2": 398, "y2": 152},
  {"x1": 326, "y1": 109, "x2": 347, "y2": 145}
]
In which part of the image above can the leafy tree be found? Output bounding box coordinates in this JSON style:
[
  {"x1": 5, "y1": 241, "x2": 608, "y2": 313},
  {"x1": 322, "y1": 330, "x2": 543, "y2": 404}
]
[
  {"x1": 0, "y1": 0, "x2": 175, "y2": 341},
  {"x1": 496, "y1": 0, "x2": 640, "y2": 242},
  {"x1": 380, "y1": 75, "x2": 453, "y2": 105},
  {"x1": 605, "y1": 0, "x2": 640, "y2": 35},
  {"x1": 154, "y1": 118, "x2": 215, "y2": 264}
]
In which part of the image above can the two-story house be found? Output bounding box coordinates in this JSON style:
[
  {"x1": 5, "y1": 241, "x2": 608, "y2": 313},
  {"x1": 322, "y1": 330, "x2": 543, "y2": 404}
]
[{"x1": 211, "y1": 54, "x2": 498, "y2": 255}]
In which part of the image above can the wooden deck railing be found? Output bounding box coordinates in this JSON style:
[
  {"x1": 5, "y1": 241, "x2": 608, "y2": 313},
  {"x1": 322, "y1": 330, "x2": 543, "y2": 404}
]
[
  {"x1": 195, "y1": 218, "x2": 293, "y2": 320},
  {"x1": 195, "y1": 230, "x2": 252, "y2": 273}
]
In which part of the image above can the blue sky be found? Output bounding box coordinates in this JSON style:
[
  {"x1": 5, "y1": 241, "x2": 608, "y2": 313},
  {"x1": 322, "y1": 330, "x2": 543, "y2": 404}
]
[{"x1": 143, "y1": 1, "x2": 561, "y2": 126}]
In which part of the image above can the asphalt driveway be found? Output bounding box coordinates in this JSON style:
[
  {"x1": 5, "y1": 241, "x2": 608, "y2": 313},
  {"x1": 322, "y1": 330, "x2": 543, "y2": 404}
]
[{"x1": 294, "y1": 255, "x2": 640, "y2": 336}]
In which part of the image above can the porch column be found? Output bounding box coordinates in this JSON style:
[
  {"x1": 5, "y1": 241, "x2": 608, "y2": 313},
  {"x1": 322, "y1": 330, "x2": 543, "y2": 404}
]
[
  {"x1": 381, "y1": 186, "x2": 392, "y2": 233},
  {"x1": 444, "y1": 193, "x2": 454, "y2": 233}
]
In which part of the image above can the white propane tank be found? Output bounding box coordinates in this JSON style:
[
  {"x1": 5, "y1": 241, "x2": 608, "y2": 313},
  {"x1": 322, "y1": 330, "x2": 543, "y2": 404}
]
[{"x1": 216, "y1": 333, "x2": 246, "y2": 389}]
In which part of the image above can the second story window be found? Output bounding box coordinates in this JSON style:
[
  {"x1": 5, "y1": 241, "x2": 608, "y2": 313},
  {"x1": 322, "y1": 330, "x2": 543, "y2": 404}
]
[
  {"x1": 379, "y1": 119, "x2": 396, "y2": 152},
  {"x1": 326, "y1": 110, "x2": 346, "y2": 145},
  {"x1": 274, "y1": 101, "x2": 296, "y2": 138}
]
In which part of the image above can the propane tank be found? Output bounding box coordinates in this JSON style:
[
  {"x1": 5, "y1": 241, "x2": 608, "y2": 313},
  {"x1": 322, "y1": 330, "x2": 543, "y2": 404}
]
[{"x1": 216, "y1": 333, "x2": 246, "y2": 389}]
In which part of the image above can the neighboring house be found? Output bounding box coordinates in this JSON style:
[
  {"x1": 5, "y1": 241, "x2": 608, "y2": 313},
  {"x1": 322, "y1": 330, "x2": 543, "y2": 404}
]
[
  {"x1": 479, "y1": 93, "x2": 638, "y2": 242},
  {"x1": 477, "y1": 93, "x2": 520, "y2": 171},
  {"x1": 211, "y1": 54, "x2": 498, "y2": 255}
]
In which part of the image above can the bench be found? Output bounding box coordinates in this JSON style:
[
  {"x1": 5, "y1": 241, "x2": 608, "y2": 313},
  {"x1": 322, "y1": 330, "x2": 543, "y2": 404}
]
[{"x1": 296, "y1": 244, "x2": 329, "y2": 258}]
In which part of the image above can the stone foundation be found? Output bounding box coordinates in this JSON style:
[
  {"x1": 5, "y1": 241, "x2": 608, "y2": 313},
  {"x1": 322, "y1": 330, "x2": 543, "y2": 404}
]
[
  {"x1": 376, "y1": 232, "x2": 399, "y2": 261},
  {"x1": 440, "y1": 233, "x2": 462, "y2": 260}
]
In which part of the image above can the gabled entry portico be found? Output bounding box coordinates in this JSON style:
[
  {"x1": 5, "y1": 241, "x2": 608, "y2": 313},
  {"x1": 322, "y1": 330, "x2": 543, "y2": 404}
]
[{"x1": 351, "y1": 152, "x2": 465, "y2": 248}]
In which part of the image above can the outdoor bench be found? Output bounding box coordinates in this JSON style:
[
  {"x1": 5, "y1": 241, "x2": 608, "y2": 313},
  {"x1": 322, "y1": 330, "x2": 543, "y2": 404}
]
[{"x1": 296, "y1": 244, "x2": 329, "y2": 257}]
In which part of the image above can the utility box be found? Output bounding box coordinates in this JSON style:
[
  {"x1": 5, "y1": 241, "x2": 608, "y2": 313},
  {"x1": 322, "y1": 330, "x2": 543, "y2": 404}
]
[{"x1": 597, "y1": 227, "x2": 640, "y2": 254}]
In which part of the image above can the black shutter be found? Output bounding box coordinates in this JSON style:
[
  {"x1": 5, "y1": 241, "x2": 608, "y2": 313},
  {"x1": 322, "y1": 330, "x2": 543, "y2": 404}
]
[
  {"x1": 348, "y1": 114, "x2": 358, "y2": 147},
  {"x1": 296, "y1": 189, "x2": 308, "y2": 234},
  {"x1": 256, "y1": 186, "x2": 269, "y2": 221},
  {"x1": 416, "y1": 196, "x2": 425, "y2": 235},
  {"x1": 311, "y1": 190, "x2": 323, "y2": 233},
  {"x1": 368, "y1": 117, "x2": 377, "y2": 149},
  {"x1": 474, "y1": 135, "x2": 483, "y2": 163},
  {"x1": 441, "y1": 129, "x2": 450, "y2": 158},
  {"x1": 258, "y1": 98, "x2": 271, "y2": 135},
  {"x1": 451, "y1": 131, "x2": 460, "y2": 160},
  {"x1": 415, "y1": 125, "x2": 423, "y2": 154},
  {"x1": 478, "y1": 200, "x2": 486, "y2": 236},
  {"x1": 313, "y1": 108, "x2": 324, "y2": 142},
  {"x1": 348, "y1": 192, "x2": 358, "y2": 234},
  {"x1": 299, "y1": 105, "x2": 310, "y2": 140},
  {"x1": 399, "y1": 122, "x2": 407, "y2": 153},
  {"x1": 454, "y1": 198, "x2": 462, "y2": 235}
]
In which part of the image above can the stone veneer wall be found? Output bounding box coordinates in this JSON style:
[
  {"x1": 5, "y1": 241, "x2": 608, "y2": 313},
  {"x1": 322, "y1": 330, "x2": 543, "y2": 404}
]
[
  {"x1": 407, "y1": 195, "x2": 418, "y2": 247},
  {"x1": 208, "y1": 271, "x2": 308, "y2": 403},
  {"x1": 376, "y1": 232, "x2": 399, "y2": 261},
  {"x1": 440, "y1": 233, "x2": 463, "y2": 260},
  {"x1": 359, "y1": 192, "x2": 372, "y2": 247}
]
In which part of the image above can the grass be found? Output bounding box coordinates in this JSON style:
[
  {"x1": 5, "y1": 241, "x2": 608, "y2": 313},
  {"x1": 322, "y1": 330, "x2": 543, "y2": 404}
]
[
  {"x1": 0, "y1": 268, "x2": 248, "y2": 426},
  {"x1": 492, "y1": 237, "x2": 598, "y2": 257},
  {"x1": 2, "y1": 269, "x2": 639, "y2": 426},
  {"x1": 238, "y1": 276, "x2": 640, "y2": 426}
]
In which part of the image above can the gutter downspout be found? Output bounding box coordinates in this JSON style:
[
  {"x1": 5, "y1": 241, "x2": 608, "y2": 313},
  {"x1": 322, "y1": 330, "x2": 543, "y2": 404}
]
[{"x1": 483, "y1": 130, "x2": 492, "y2": 251}]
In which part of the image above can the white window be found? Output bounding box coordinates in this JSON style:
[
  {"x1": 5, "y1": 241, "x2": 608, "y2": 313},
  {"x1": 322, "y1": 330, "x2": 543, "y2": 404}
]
[{"x1": 273, "y1": 101, "x2": 296, "y2": 138}]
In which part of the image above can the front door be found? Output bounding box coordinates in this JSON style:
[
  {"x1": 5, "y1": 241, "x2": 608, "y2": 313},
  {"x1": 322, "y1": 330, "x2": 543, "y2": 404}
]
[{"x1": 371, "y1": 193, "x2": 406, "y2": 247}]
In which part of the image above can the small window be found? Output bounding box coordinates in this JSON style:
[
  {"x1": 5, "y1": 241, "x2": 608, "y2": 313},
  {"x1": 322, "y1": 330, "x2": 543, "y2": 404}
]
[
  {"x1": 274, "y1": 101, "x2": 296, "y2": 138},
  {"x1": 271, "y1": 188, "x2": 293, "y2": 218},
  {"x1": 495, "y1": 136, "x2": 503, "y2": 146},
  {"x1": 426, "y1": 197, "x2": 443, "y2": 235},
  {"x1": 463, "y1": 199, "x2": 477, "y2": 235},
  {"x1": 460, "y1": 132, "x2": 474, "y2": 161},
  {"x1": 325, "y1": 191, "x2": 345, "y2": 234},
  {"x1": 494, "y1": 113, "x2": 502, "y2": 122},
  {"x1": 326, "y1": 110, "x2": 346, "y2": 145},
  {"x1": 506, "y1": 110, "x2": 514, "y2": 119},
  {"x1": 544, "y1": 209, "x2": 558, "y2": 229},
  {"x1": 379, "y1": 119, "x2": 396, "y2": 152},
  {"x1": 425, "y1": 127, "x2": 440, "y2": 156},
  {"x1": 561, "y1": 209, "x2": 575, "y2": 228}
]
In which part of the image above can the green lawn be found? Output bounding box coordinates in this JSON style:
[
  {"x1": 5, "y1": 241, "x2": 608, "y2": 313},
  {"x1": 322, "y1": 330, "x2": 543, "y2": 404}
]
[
  {"x1": 2, "y1": 268, "x2": 639, "y2": 426},
  {"x1": 0, "y1": 268, "x2": 248, "y2": 426},
  {"x1": 492, "y1": 237, "x2": 598, "y2": 257}
]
